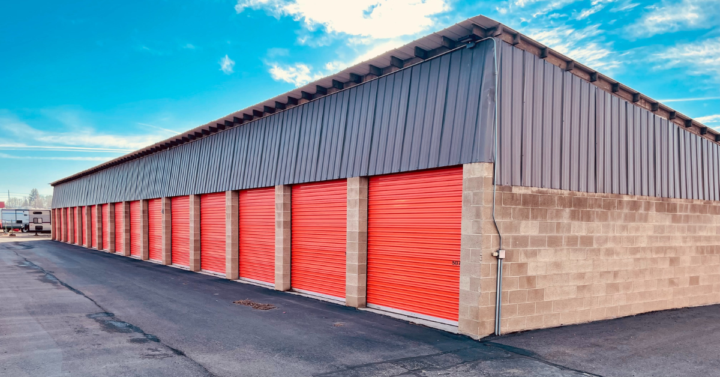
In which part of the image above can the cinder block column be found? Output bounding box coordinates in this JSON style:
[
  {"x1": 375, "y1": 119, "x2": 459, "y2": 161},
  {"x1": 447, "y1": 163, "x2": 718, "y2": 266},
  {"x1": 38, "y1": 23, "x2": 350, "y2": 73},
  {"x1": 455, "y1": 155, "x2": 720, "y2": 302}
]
[
  {"x1": 68, "y1": 208, "x2": 75, "y2": 244},
  {"x1": 108, "y1": 204, "x2": 116, "y2": 253},
  {"x1": 189, "y1": 195, "x2": 201, "y2": 272},
  {"x1": 226, "y1": 191, "x2": 239, "y2": 279},
  {"x1": 161, "y1": 197, "x2": 172, "y2": 265},
  {"x1": 121, "y1": 202, "x2": 131, "y2": 256},
  {"x1": 346, "y1": 177, "x2": 368, "y2": 308},
  {"x1": 275, "y1": 185, "x2": 291, "y2": 291},
  {"x1": 63, "y1": 208, "x2": 68, "y2": 242},
  {"x1": 51, "y1": 209, "x2": 55, "y2": 240},
  {"x1": 140, "y1": 200, "x2": 149, "y2": 260},
  {"x1": 84, "y1": 206, "x2": 92, "y2": 247},
  {"x1": 95, "y1": 205, "x2": 103, "y2": 250},
  {"x1": 458, "y1": 162, "x2": 496, "y2": 339}
]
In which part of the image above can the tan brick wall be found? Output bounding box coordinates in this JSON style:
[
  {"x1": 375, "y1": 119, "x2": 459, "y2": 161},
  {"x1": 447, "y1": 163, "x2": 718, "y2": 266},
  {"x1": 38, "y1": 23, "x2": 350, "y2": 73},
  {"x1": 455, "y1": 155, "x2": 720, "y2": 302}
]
[
  {"x1": 189, "y1": 195, "x2": 201, "y2": 271},
  {"x1": 478, "y1": 185, "x2": 720, "y2": 337},
  {"x1": 346, "y1": 177, "x2": 368, "y2": 308},
  {"x1": 275, "y1": 185, "x2": 291, "y2": 291},
  {"x1": 108, "y1": 203, "x2": 116, "y2": 253},
  {"x1": 226, "y1": 191, "x2": 239, "y2": 279},
  {"x1": 161, "y1": 198, "x2": 171, "y2": 265},
  {"x1": 94, "y1": 205, "x2": 102, "y2": 250},
  {"x1": 121, "y1": 202, "x2": 131, "y2": 257}
]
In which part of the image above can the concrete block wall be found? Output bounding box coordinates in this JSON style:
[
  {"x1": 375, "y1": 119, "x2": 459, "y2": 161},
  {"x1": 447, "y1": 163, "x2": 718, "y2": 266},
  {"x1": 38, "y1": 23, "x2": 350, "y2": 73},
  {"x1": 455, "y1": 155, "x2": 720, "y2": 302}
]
[
  {"x1": 346, "y1": 177, "x2": 368, "y2": 308},
  {"x1": 477, "y1": 185, "x2": 720, "y2": 337},
  {"x1": 275, "y1": 185, "x2": 292, "y2": 291}
]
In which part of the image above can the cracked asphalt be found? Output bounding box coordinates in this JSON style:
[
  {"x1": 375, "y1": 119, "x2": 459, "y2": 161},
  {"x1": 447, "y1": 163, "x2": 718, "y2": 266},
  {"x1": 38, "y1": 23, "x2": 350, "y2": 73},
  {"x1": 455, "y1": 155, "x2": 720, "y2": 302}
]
[{"x1": 1, "y1": 234, "x2": 717, "y2": 376}]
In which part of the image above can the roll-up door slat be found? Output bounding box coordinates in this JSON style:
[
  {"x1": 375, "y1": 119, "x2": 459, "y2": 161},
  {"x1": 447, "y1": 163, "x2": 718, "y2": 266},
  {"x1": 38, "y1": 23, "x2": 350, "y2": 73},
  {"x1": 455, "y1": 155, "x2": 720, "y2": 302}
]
[
  {"x1": 239, "y1": 187, "x2": 275, "y2": 284},
  {"x1": 148, "y1": 198, "x2": 162, "y2": 261},
  {"x1": 102, "y1": 204, "x2": 109, "y2": 250},
  {"x1": 130, "y1": 200, "x2": 141, "y2": 257},
  {"x1": 171, "y1": 196, "x2": 190, "y2": 267},
  {"x1": 367, "y1": 167, "x2": 462, "y2": 322},
  {"x1": 201, "y1": 193, "x2": 225, "y2": 274},
  {"x1": 114, "y1": 203, "x2": 123, "y2": 253},
  {"x1": 291, "y1": 180, "x2": 347, "y2": 299},
  {"x1": 91, "y1": 205, "x2": 97, "y2": 248}
]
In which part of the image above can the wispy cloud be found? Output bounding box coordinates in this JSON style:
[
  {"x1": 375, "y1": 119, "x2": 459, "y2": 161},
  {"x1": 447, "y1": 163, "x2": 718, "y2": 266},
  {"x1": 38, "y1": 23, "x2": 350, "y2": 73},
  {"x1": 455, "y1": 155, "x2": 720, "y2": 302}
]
[
  {"x1": 525, "y1": 24, "x2": 621, "y2": 71},
  {"x1": 696, "y1": 114, "x2": 720, "y2": 126},
  {"x1": 657, "y1": 96, "x2": 720, "y2": 103},
  {"x1": 0, "y1": 144, "x2": 134, "y2": 153},
  {"x1": 137, "y1": 122, "x2": 181, "y2": 135},
  {"x1": 219, "y1": 55, "x2": 235, "y2": 74},
  {"x1": 0, "y1": 152, "x2": 114, "y2": 161},
  {"x1": 626, "y1": 0, "x2": 720, "y2": 37},
  {"x1": 653, "y1": 37, "x2": 720, "y2": 82}
]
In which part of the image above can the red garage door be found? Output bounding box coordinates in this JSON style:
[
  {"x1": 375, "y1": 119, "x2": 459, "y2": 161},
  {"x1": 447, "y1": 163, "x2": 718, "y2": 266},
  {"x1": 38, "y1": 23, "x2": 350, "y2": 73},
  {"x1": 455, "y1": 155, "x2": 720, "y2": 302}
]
[
  {"x1": 201, "y1": 193, "x2": 225, "y2": 274},
  {"x1": 66, "y1": 208, "x2": 71, "y2": 242},
  {"x1": 239, "y1": 187, "x2": 275, "y2": 284},
  {"x1": 291, "y1": 180, "x2": 347, "y2": 300},
  {"x1": 102, "y1": 204, "x2": 109, "y2": 250},
  {"x1": 171, "y1": 196, "x2": 190, "y2": 267},
  {"x1": 74, "y1": 207, "x2": 79, "y2": 244},
  {"x1": 91, "y1": 205, "x2": 97, "y2": 249},
  {"x1": 148, "y1": 198, "x2": 162, "y2": 261},
  {"x1": 130, "y1": 200, "x2": 141, "y2": 257},
  {"x1": 367, "y1": 167, "x2": 462, "y2": 323},
  {"x1": 81, "y1": 206, "x2": 87, "y2": 246},
  {"x1": 114, "y1": 203, "x2": 124, "y2": 253}
]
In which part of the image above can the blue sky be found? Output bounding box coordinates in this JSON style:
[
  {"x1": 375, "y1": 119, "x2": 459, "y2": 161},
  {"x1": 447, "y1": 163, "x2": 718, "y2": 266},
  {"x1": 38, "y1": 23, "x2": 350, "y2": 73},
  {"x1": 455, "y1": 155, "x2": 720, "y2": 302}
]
[{"x1": 1, "y1": 0, "x2": 719, "y2": 201}]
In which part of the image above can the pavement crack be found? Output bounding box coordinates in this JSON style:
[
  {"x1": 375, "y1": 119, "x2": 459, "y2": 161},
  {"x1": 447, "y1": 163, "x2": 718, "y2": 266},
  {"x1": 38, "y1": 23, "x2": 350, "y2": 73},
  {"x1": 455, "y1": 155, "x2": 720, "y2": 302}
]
[{"x1": 6, "y1": 246, "x2": 217, "y2": 377}]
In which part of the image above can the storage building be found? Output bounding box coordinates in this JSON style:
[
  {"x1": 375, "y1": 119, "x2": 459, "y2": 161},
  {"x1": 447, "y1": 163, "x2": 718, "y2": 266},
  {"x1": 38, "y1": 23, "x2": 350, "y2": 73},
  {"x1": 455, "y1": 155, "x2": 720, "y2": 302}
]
[{"x1": 50, "y1": 15, "x2": 720, "y2": 339}]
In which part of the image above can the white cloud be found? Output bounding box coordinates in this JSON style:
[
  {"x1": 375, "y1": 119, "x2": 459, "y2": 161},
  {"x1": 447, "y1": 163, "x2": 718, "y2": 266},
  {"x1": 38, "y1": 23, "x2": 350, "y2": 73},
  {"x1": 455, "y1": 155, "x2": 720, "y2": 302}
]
[
  {"x1": 0, "y1": 111, "x2": 168, "y2": 151},
  {"x1": 219, "y1": 55, "x2": 235, "y2": 74},
  {"x1": 182, "y1": 43, "x2": 196, "y2": 50},
  {"x1": 268, "y1": 63, "x2": 324, "y2": 86},
  {"x1": 0, "y1": 152, "x2": 113, "y2": 161},
  {"x1": 654, "y1": 37, "x2": 720, "y2": 82},
  {"x1": 235, "y1": 0, "x2": 448, "y2": 40},
  {"x1": 696, "y1": 114, "x2": 720, "y2": 125},
  {"x1": 627, "y1": 0, "x2": 720, "y2": 37},
  {"x1": 525, "y1": 24, "x2": 620, "y2": 71},
  {"x1": 658, "y1": 96, "x2": 720, "y2": 103}
]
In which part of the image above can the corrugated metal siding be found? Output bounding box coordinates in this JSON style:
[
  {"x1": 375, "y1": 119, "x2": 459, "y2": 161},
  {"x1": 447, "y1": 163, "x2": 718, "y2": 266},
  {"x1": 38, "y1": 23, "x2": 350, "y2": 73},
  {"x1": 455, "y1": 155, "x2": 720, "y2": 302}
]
[
  {"x1": 238, "y1": 188, "x2": 275, "y2": 284},
  {"x1": 291, "y1": 180, "x2": 347, "y2": 299},
  {"x1": 200, "y1": 192, "x2": 225, "y2": 274},
  {"x1": 496, "y1": 41, "x2": 718, "y2": 200},
  {"x1": 52, "y1": 40, "x2": 497, "y2": 208},
  {"x1": 114, "y1": 203, "x2": 123, "y2": 253},
  {"x1": 148, "y1": 198, "x2": 162, "y2": 261},
  {"x1": 367, "y1": 167, "x2": 462, "y2": 322},
  {"x1": 171, "y1": 196, "x2": 190, "y2": 266}
]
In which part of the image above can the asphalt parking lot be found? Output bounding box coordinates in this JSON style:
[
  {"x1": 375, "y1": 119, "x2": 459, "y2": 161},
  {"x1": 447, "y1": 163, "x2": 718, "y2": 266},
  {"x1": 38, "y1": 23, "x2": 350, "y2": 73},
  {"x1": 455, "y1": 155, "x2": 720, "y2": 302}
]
[{"x1": 1, "y1": 234, "x2": 718, "y2": 376}]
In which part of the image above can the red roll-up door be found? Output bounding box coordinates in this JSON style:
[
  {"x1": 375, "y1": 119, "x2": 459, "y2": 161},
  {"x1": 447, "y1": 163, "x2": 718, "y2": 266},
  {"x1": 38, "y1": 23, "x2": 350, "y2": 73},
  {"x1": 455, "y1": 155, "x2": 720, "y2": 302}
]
[
  {"x1": 148, "y1": 198, "x2": 162, "y2": 261},
  {"x1": 114, "y1": 203, "x2": 123, "y2": 253},
  {"x1": 367, "y1": 167, "x2": 462, "y2": 323},
  {"x1": 81, "y1": 206, "x2": 86, "y2": 246},
  {"x1": 200, "y1": 192, "x2": 225, "y2": 274},
  {"x1": 102, "y1": 204, "x2": 109, "y2": 250},
  {"x1": 171, "y1": 196, "x2": 190, "y2": 267},
  {"x1": 130, "y1": 200, "x2": 141, "y2": 257},
  {"x1": 91, "y1": 205, "x2": 97, "y2": 249},
  {"x1": 239, "y1": 187, "x2": 275, "y2": 284},
  {"x1": 291, "y1": 180, "x2": 347, "y2": 300},
  {"x1": 74, "y1": 207, "x2": 79, "y2": 244}
]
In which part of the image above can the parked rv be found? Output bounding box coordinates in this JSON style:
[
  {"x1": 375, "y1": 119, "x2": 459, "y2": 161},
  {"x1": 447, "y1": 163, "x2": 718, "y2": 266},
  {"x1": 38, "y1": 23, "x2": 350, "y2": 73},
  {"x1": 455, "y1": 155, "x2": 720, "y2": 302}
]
[{"x1": 1, "y1": 209, "x2": 29, "y2": 232}]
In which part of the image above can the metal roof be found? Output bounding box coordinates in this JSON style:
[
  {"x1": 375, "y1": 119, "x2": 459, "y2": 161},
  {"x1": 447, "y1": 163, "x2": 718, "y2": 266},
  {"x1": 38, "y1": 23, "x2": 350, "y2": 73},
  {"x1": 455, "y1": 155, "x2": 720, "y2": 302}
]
[{"x1": 51, "y1": 14, "x2": 716, "y2": 186}]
